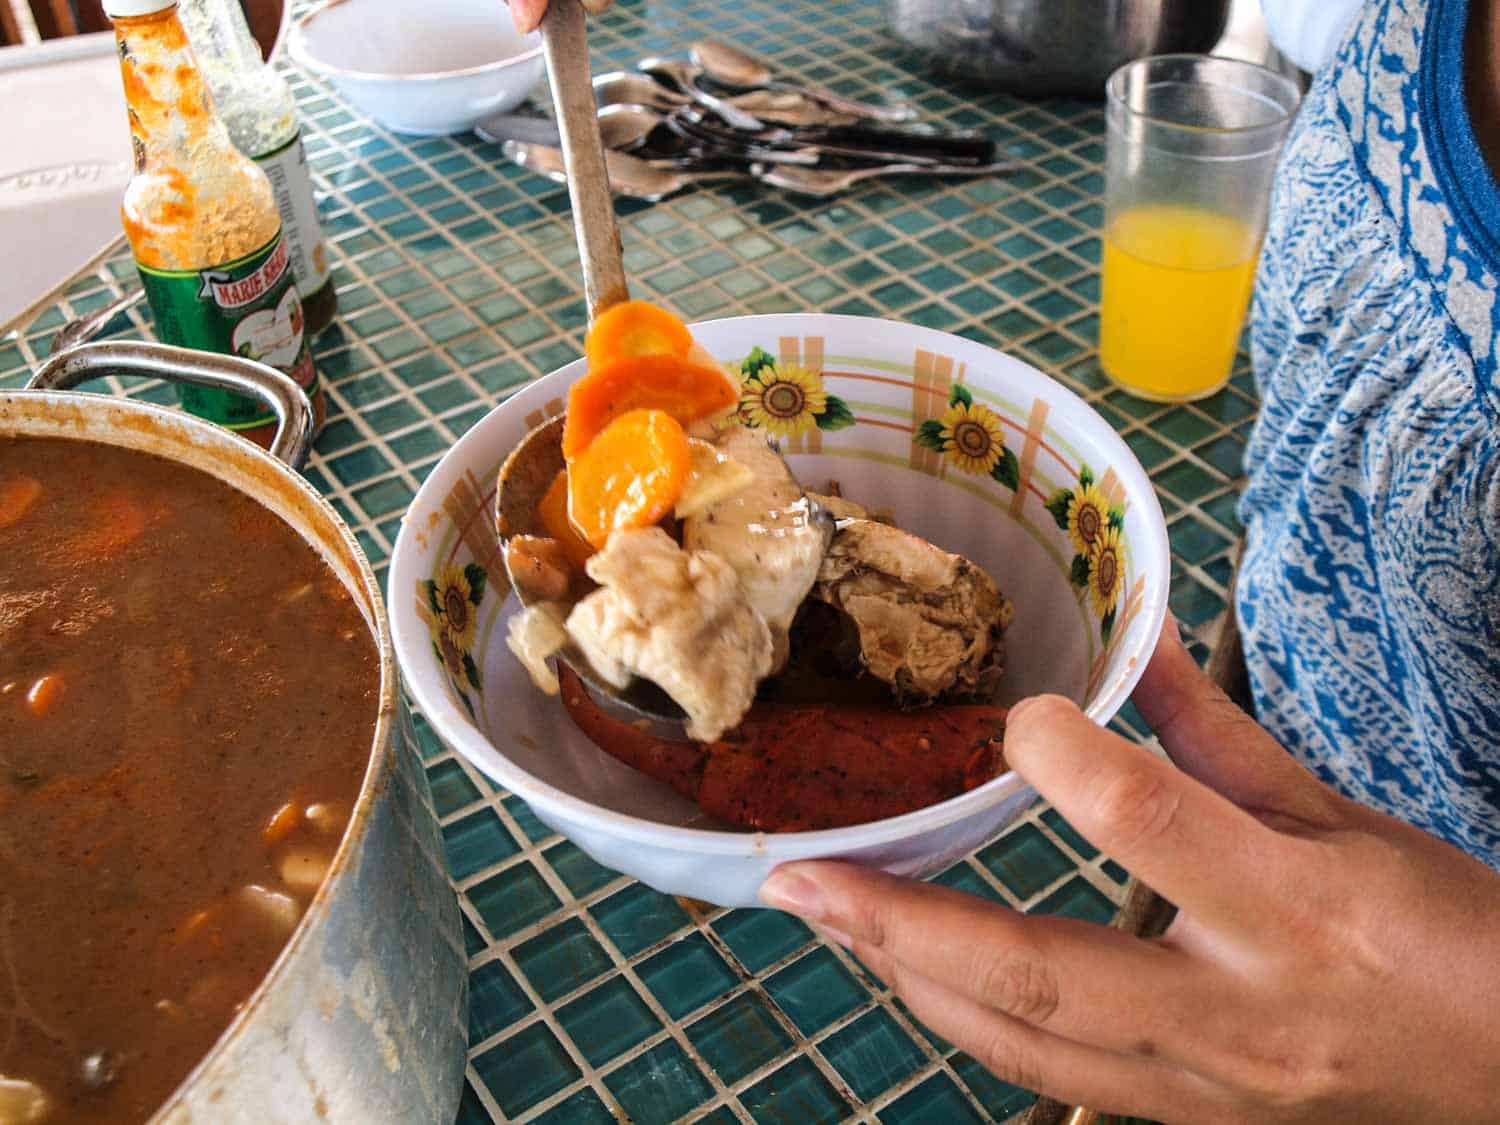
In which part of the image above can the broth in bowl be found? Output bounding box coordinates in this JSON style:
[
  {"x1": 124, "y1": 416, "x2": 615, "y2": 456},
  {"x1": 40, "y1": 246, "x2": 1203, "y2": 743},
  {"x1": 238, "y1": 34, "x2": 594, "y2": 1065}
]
[{"x1": 0, "y1": 437, "x2": 379, "y2": 1124}]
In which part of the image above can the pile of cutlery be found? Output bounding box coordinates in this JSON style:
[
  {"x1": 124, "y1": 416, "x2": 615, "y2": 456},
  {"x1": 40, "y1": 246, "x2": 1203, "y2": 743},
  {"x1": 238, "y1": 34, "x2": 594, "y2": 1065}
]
[{"x1": 476, "y1": 39, "x2": 1020, "y2": 200}]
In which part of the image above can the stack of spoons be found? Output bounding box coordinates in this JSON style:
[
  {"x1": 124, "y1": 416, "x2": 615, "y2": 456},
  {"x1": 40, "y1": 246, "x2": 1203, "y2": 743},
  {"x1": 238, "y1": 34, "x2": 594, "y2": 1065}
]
[{"x1": 476, "y1": 39, "x2": 1020, "y2": 200}]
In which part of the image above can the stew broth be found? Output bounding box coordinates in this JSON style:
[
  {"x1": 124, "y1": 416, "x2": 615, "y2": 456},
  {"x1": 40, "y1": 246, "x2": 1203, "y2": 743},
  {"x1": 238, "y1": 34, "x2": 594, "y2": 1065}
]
[{"x1": 0, "y1": 437, "x2": 379, "y2": 1124}]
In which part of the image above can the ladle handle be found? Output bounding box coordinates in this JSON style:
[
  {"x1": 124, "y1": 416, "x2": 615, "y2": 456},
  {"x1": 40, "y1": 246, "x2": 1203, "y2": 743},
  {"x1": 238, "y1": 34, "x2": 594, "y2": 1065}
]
[
  {"x1": 28, "y1": 340, "x2": 316, "y2": 469},
  {"x1": 540, "y1": 0, "x2": 629, "y2": 320}
]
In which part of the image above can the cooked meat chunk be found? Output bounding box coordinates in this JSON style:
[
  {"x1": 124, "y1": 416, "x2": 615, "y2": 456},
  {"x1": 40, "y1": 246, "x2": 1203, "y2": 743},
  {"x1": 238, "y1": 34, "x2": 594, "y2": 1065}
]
[
  {"x1": 812, "y1": 519, "x2": 1014, "y2": 704},
  {"x1": 506, "y1": 602, "x2": 570, "y2": 695},
  {"x1": 682, "y1": 426, "x2": 828, "y2": 669},
  {"x1": 565, "y1": 527, "x2": 773, "y2": 742}
]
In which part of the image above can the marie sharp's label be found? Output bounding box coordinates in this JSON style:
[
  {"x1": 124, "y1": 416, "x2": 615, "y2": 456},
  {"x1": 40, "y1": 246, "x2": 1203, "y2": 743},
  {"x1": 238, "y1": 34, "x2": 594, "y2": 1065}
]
[{"x1": 136, "y1": 230, "x2": 318, "y2": 430}]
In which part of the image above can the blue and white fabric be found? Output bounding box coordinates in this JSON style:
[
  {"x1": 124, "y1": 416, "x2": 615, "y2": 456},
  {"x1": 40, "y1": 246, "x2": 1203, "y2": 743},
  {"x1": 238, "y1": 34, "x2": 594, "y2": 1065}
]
[{"x1": 1240, "y1": 0, "x2": 1500, "y2": 864}]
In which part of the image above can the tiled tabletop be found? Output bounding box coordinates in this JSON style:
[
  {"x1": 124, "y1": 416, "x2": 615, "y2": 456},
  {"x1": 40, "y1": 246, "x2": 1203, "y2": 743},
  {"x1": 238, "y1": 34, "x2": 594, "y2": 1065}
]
[{"x1": 0, "y1": 1, "x2": 1256, "y2": 1120}]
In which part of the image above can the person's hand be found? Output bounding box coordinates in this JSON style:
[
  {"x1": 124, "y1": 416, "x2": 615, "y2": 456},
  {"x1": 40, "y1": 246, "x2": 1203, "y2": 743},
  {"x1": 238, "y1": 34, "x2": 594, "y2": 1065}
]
[
  {"x1": 509, "y1": 0, "x2": 614, "y2": 35},
  {"x1": 759, "y1": 618, "x2": 1500, "y2": 1123}
]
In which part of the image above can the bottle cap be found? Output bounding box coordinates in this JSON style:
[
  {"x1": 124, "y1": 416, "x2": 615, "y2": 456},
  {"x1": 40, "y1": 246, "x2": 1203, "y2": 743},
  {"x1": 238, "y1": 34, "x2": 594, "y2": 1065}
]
[{"x1": 104, "y1": 0, "x2": 176, "y2": 16}]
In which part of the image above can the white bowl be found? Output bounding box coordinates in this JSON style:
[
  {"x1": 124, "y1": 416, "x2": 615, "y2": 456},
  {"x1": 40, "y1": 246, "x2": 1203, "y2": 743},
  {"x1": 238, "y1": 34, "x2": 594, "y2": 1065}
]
[
  {"x1": 288, "y1": 0, "x2": 544, "y2": 136},
  {"x1": 389, "y1": 314, "x2": 1170, "y2": 907}
]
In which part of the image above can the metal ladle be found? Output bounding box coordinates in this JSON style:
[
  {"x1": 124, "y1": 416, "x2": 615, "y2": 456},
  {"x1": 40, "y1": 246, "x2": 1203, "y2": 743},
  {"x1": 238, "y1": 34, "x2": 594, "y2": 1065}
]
[{"x1": 493, "y1": 0, "x2": 694, "y2": 726}]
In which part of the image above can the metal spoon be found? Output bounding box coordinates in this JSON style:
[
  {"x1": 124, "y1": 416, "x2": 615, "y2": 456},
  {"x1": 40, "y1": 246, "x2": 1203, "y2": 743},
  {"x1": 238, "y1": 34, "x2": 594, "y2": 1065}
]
[
  {"x1": 496, "y1": 0, "x2": 691, "y2": 726},
  {"x1": 691, "y1": 38, "x2": 920, "y2": 124},
  {"x1": 592, "y1": 69, "x2": 690, "y2": 113},
  {"x1": 761, "y1": 158, "x2": 1024, "y2": 197},
  {"x1": 637, "y1": 56, "x2": 767, "y2": 132},
  {"x1": 475, "y1": 103, "x2": 663, "y2": 151},
  {"x1": 503, "y1": 140, "x2": 753, "y2": 202}
]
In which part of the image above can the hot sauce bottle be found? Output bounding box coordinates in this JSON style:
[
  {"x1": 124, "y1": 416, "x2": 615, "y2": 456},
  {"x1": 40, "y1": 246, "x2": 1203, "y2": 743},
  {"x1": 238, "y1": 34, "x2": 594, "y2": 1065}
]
[
  {"x1": 106, "y1": 0, "x2": 325, "y2": 448},
  {"x1": 177, "y1": 0, "x2": 337, "y2": 334}
]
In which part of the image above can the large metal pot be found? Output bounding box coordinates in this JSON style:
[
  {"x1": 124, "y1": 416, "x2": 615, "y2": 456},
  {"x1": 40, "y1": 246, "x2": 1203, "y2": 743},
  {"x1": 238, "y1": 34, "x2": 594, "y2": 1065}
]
[
  {"x1": 2, "y1": 342, "x2": 468, "y2": 1124},
  {"x1": 886, "y1": 0, "x2": 1232, "y2": 96}
]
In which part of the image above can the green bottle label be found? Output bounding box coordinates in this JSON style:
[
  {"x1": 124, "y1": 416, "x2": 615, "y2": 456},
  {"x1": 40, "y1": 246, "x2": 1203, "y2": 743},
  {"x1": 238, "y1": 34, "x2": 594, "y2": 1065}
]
[{"x1": 136, "y1": 231, "x2": 318, "y2": 430}]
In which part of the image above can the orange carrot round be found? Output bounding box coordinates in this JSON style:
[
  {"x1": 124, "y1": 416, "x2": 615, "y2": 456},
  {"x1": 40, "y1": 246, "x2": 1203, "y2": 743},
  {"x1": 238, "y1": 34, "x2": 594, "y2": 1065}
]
[
  {"x1": 585, "y1": 299, "x2": 693, "y2": 372},
  {"x1": 562, "y1": 352, "x2": 736, "y2": 461},
  {"x1": 537, "y1": 469, "x2": 597, "y2": 569},
  {"x1": 567, "y1": 409, "x2": 691, "y2": 549}
]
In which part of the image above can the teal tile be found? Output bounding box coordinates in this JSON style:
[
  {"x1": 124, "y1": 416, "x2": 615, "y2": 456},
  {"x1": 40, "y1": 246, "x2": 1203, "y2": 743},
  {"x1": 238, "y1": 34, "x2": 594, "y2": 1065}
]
[
  {"x1": 512, "y1": 916, "x2": 613, "y2": 1003},
  {"x1": 978, "y1": 822, "x2": 1086, "y2": 906},
  {"x1": 472, "y1": 1021, "x2": 580, "y2": 1118},
  {"x1": 1170, "y1": 515, "x2": 1232, "y2": 566},
  {"x1": 532, "y1": 1087, "x2": 615, "y2": 1125},
  {"x1": 1040, "y1": 808, "x2": 1097, "y2": 859},
  {"x1": 686, "y1": 992, "x2": 793, "y2": 1085},
  {"x1": 425, "y1": 758, "x2": 480, "y2": 817},
  {"x1": 461, "y1": 913, "x2": 488, "y2": 959},
  {"x1": 931, "y1": 860, "x2": 1004, "y2": 902},
  {"x1": 952, "y1": 1052, "x2": 1038, "y2": 1119},
  {"x1": 503, "y1": 795, "x2": 554, "y2": 843},
  {"x1": 1034, "y1": 876, "x2": 1116, "y2": 924},
  {"x1": 764, "y1": 947, "x2": 868, "y2": 1036},
  {"x1": 1195, "y1": 433, "x2": 1248, "y2": 479},
  {"x1": 1200, "y1": 488, "x2": 1244, "y2": 536},
  {"x1": 454, "y1": 1078, "x2": 490, "y2": 1125},
  {"x1": 1156, "y1": 458, "x2": 1225, "y2": 502},
  {"x1": 742, "y1": 1056, "x2": 850, "y2": 1125},
  {"x1": 591, "y1": 883, "x2": 691, "y2": 957},
  {"x1": 637, "y1": 932, "x2": 741, "y2": 1020},
  {"x1": 468, "y1": 861, "x2": 562, "y2": 939},
  {"x1": 557, "y1": 975, "x2": 662, "y2": 1067},
  {"x1": 442, "y1": 809, "x2": 519, "y2": 881},
  {"x1": 880, "y1": 1072, "x2": 988, "y2": 1124},
  {"x1": 1170, "y1": 574, "x2": 1224, "y2": 629},
  {"x1": 820, "y1": 1007, "x2": 926, "y2": 1101},
  {"x1": 542, "y1": 839, "x2": 619, "y2": 898},
  {"x1": 713, "y1": 909, "x2": 812, "y2": 973},
  {"x1": 468, "y1": 958, "x2": 533, "y2": 1043},
  {"x1": 604, "y1": 1040, "x2": 713, "y2": 1122}
]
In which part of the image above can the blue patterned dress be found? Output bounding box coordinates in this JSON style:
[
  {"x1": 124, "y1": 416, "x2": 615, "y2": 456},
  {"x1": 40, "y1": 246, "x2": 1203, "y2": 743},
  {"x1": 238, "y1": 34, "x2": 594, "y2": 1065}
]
[{"x1": 1240, "y1": 0, "x2": 1500, "y2": 864}]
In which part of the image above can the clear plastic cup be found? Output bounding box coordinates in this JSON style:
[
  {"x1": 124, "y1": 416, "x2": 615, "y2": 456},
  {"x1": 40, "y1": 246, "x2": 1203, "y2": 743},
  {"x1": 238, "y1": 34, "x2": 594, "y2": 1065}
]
[{"x1": 1099, "y1": 54, "x2": 1301, "y2": 402}]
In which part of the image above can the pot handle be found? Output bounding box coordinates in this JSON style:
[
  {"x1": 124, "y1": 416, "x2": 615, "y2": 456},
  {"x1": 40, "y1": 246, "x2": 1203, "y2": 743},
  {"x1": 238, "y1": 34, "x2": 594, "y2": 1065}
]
[{"x1": 27, "y1": 341, "x2": 316, "y2": 470}]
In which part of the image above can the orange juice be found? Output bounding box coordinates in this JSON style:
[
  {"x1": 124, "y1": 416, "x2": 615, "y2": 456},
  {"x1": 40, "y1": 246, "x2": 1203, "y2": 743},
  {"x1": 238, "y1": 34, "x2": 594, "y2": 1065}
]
[{"x1": 1099, "y1": 203, "x2": 1260, "y2": 400}]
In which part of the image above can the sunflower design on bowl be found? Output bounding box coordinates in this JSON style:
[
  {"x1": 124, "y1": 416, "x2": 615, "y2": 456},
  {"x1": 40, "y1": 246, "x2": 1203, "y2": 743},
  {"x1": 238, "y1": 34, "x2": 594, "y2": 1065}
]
[
  {"x1": 1045, "y1": 466, "x2": 1127, "y2": 642},
  {"x1": 735, "y1": 346, "x2": 854, "y2": 437},
  {"x1": 913, "y1": 384, "x2": 1021, "y2": 490},
  {"x1": 423, "y1": 561, "x2": 488, "y2": 714}
]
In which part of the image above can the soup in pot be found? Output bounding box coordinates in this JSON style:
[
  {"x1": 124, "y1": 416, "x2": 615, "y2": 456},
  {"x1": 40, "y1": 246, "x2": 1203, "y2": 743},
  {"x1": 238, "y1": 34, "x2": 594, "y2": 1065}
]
[{"x1": 0, "y1": 437, "x2": 380, "y2": 1124}]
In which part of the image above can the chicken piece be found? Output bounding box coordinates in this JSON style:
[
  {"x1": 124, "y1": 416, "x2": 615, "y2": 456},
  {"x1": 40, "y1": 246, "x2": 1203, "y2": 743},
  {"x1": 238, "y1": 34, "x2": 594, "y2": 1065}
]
[
  {"x1": 807, "y1": 490, "x2": 869, "y2": 521},
  {"x1": 813, "y1": 519, "x2": 1014, "y2": 704},
  {"x1": 506, "y1": 602, "x2": 570, "y2": 695},
  {"x1": 565, "y1": 527, "x2": 773, "y2": 742},
  {"x1": 681, "y1": 426, "x2": 828, "y2": 669},
  {"x1": 676, "y1": 439, "x2": 755, "y2": 519}
]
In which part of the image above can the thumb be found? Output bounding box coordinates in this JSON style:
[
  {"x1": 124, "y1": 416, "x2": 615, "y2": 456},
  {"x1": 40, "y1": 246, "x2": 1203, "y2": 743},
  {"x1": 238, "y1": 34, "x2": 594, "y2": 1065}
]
[
  {"x1": 509, "y1": 0, "x2": 548, "y2": 33},
  {"x1": 1132, "y1": 616, "x2": 1342, "y2": 831}
]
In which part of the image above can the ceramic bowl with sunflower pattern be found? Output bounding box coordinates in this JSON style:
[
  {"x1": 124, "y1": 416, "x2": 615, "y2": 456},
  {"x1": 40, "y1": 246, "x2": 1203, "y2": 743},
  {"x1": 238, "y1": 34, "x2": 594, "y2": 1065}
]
[{"x1": 389, "y1": 314, "x2": 1170, "y2": 907}]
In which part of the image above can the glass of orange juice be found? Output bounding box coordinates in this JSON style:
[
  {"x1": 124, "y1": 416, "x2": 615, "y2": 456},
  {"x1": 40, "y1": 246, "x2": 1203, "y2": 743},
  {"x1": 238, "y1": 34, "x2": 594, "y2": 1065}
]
[{"x1": 1100, "y1": 55, "x2": 1301, "y2": 401}]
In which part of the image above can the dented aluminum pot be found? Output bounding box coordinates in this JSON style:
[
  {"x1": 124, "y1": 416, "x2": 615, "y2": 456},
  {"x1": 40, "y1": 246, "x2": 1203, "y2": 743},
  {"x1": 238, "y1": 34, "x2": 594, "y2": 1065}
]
[{"x1": 4, "y1": 342, "x2": 469, "y2": 1124}]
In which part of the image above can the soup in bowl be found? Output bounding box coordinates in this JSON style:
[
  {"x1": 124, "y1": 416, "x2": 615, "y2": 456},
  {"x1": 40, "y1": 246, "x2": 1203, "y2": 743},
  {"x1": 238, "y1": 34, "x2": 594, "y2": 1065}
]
[{"x1": 389, "y1": 313, "x2": 1171, "y2": 908}]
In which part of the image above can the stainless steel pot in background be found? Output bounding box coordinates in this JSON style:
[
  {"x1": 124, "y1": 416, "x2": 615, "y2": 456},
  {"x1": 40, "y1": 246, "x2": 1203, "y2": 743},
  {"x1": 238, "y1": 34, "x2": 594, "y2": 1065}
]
[
  {"x1": 886, "y1": 0, "x2": 1233, "y2": 96},
  {"x1": 7, "y1": 343, "x2": 469, "y2": 1125}
]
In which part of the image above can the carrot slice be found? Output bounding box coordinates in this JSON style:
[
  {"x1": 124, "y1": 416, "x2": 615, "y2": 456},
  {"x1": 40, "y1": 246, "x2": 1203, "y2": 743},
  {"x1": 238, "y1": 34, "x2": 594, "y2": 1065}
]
[
  {"x1": 567, "y1": 409, "x2": 691, "y2": 549},
  {"x1": 0, "y1": 476, "x2": 41, "y2": 529},
  {"x1": 537, "y1": 469, "x2": 597, "y2": 569},
  {"x1": 584, "y1": 300, "x2": 693, "y2": 372},
  {"x1": 73, "y1": 488, "x2": 149, "y2": 559},
  {"x1": 562, "y1": 352, "x2": 737, "y2": 460},
  {"x1": 262, "y1": 800, "x2": 301, "y2": 847},
  {"x1": 25, "y1": 673, "x2": 64, "y2": 718}
]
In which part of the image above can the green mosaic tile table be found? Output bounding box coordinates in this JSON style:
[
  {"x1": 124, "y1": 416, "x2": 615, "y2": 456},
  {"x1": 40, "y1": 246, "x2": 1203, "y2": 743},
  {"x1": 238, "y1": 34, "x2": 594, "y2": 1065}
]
[{"x1": 0, "y1": 1, "x2": 1255, "y2": 1119}]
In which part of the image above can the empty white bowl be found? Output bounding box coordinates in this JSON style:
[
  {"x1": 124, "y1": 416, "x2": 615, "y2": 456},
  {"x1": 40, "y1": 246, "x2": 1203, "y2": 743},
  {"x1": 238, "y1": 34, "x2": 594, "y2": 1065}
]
[
  {"x1": 288, "y1": 0, "x2": 544, "y2": 136},
  {"x1": 388, "y1": 314, "x2": 1171, "y2": 907}
]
